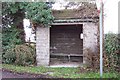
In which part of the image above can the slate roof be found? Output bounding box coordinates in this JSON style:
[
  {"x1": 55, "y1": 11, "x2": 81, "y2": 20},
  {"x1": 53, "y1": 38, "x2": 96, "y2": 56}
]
[{"x1": 52, "y1": 2, "x2": 99, "y2": 20}]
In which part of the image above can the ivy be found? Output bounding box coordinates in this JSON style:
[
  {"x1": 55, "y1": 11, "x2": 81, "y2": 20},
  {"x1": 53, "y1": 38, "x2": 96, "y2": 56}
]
[
  {"x1": 104, "y1": 33, "x2": 120, "y2": 71},
  {"x1": 25, "y1": 2, "x2": 54, "y2": 27},
  {"x1": 2, "y1": 2, "x2": 54, "y2": 27},
  {"x1": 2, "y1": 2, "x2": 54, "y2": 64}
]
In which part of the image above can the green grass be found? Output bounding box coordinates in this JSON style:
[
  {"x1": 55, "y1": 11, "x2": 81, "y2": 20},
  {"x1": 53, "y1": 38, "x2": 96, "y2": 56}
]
[{"x1": 2, "y1": 64, "x2": 120, "y2": 78}]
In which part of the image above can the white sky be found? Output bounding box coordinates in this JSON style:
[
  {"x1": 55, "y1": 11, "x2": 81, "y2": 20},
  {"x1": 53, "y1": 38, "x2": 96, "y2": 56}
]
[{"x1": 104, "y1": 0, "x2": 119, "y2": 34}]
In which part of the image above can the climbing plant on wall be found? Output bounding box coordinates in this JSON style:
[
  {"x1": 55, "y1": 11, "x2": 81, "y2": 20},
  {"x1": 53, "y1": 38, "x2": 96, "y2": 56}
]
[
  {"x1": 2, "y1": 2, "x2": 54, "y2": 65},
  {"x1": 25, "y1": 2, "x2": 54, "y2": 27}
]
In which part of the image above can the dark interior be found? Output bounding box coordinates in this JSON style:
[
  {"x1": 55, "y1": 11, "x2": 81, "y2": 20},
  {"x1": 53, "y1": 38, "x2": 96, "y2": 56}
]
[{"x1": 50, "y1": 24, "x2": 83, "y2": 64}]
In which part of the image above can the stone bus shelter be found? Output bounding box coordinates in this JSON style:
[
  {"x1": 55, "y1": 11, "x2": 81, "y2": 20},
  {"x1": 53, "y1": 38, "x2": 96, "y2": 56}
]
[{"x1": 36, "y1": 3, "x2": 100, "y2": 66}]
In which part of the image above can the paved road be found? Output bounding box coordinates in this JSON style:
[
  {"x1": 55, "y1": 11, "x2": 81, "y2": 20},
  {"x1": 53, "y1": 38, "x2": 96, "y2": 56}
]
[{"x1": 2, "y1": 69, "x2": 52, "y2": 79}]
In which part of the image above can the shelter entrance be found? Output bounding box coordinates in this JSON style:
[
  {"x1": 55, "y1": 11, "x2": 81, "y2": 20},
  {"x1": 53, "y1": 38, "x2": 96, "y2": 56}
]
[{"x1": 50, "y1": 24, "x2": 83, "y2": 67}]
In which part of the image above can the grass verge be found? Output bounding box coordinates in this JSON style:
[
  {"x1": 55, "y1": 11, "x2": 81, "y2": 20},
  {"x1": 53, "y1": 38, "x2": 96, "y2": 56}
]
[{"x1": 2, "y1": 64, "x2": 120, "y2": 78}]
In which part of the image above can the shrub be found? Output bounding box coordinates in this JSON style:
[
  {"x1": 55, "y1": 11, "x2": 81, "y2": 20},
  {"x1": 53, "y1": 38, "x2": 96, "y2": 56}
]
[
  {"x1": 2, "y1": 26, "x2": 22, "y2": 64},
  {"x1": 2, "y1": 46, "x2": 16, "y2": 64},
  {"x1": 85, "y1": 48, "x2": 100, "y2": 70},
  {"x1": 2, "y1": 26, "x2": 36, "y2": 66},
  {"x1": 85, "y1": 48, "x2": 108, "y2": 72},
  {"x1": 14, "y1": 44, "x2": 36, "y2": 66},
  {"x1": 104, "y1": 33, "x2": 120, "y2": 72},
  {"x1": 3, "y1": 44, "x2": 36, "y2": 66}
]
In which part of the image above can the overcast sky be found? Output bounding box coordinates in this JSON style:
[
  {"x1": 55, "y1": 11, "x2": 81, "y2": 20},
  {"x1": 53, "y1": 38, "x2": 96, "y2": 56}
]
[{"x1": 104, "y1": 0, "x2": 119, "y2": 34}]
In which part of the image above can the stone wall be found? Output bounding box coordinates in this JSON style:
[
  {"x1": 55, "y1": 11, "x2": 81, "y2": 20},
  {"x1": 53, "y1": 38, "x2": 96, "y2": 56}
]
[
  {"x1": 36, "y1": 27, "x2": 50, "y2": 66},
  {"x1": 36, "y1": 23, "x2": 99, "y2": 66},
  {"x1": 83, "y1": 23, "x2": 99, "y2": 64}
]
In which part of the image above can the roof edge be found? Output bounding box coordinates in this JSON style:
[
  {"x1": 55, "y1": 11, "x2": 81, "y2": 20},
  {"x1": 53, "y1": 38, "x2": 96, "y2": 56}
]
[{"x1": 53, "y1": 18, "x2": 99, "y2": 23}]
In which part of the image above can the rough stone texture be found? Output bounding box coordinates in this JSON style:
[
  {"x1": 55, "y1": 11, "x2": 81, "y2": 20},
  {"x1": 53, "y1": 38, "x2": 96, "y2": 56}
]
[
  {"x1": 52, "y1": 2, "x2": 98, "y2": 19},
  {"x1": 83, "y1": 23, "x2": 99, "y2": 64},
  {"x1": 36, "y1": 22, "x2": 99, "y2": 66},
  {"x1": 36, "y1": 27, "x2": 50, "y2": 66}
]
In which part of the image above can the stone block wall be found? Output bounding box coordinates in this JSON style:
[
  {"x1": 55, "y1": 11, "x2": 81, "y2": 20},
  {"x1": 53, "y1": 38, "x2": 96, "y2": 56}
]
[
  {"x1": 36, "y1": 27, "x2": 50, "y2": 66},
  {"x1": 36, "y1": 23, "x2": 99, "y2": 66},
  {"x1": 83, "y1": 23, "x2": 99, "y2": 64}
]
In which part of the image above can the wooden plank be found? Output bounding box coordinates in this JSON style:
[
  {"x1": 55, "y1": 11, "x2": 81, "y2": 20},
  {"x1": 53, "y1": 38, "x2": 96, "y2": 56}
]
[
  {"x1": 51, "y1": 22, "x2": 84, "y2": 26},
  {"x1": 53, "y1": 19, "x2": 94, "y2": 22},
  {"x1": 50, "y1": 53, "x2": 83, "y2": 57}
]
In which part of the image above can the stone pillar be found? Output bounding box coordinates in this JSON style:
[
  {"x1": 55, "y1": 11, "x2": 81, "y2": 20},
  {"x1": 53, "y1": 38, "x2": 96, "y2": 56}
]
[
  {"x1": 83, "y1": 23, "x2": 99, "y2": 64},
  {"x1": 36, "y1": 27, "x2": 50, "y2": 66}
]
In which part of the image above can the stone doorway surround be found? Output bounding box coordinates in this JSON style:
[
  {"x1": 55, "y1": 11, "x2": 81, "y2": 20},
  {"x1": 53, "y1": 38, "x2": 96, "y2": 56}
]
[{"x1": 36, "y1": 19, "x2": 99, "y2": 66}]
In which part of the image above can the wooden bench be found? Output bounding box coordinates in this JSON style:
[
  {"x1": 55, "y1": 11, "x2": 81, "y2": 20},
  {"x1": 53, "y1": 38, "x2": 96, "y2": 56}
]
[
  {"x1": 51, "y1": 53, "x2": 83, "y2": 56},
  {"x1": 50, "y1": 53, "x2": 83, "y2": 62}
]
